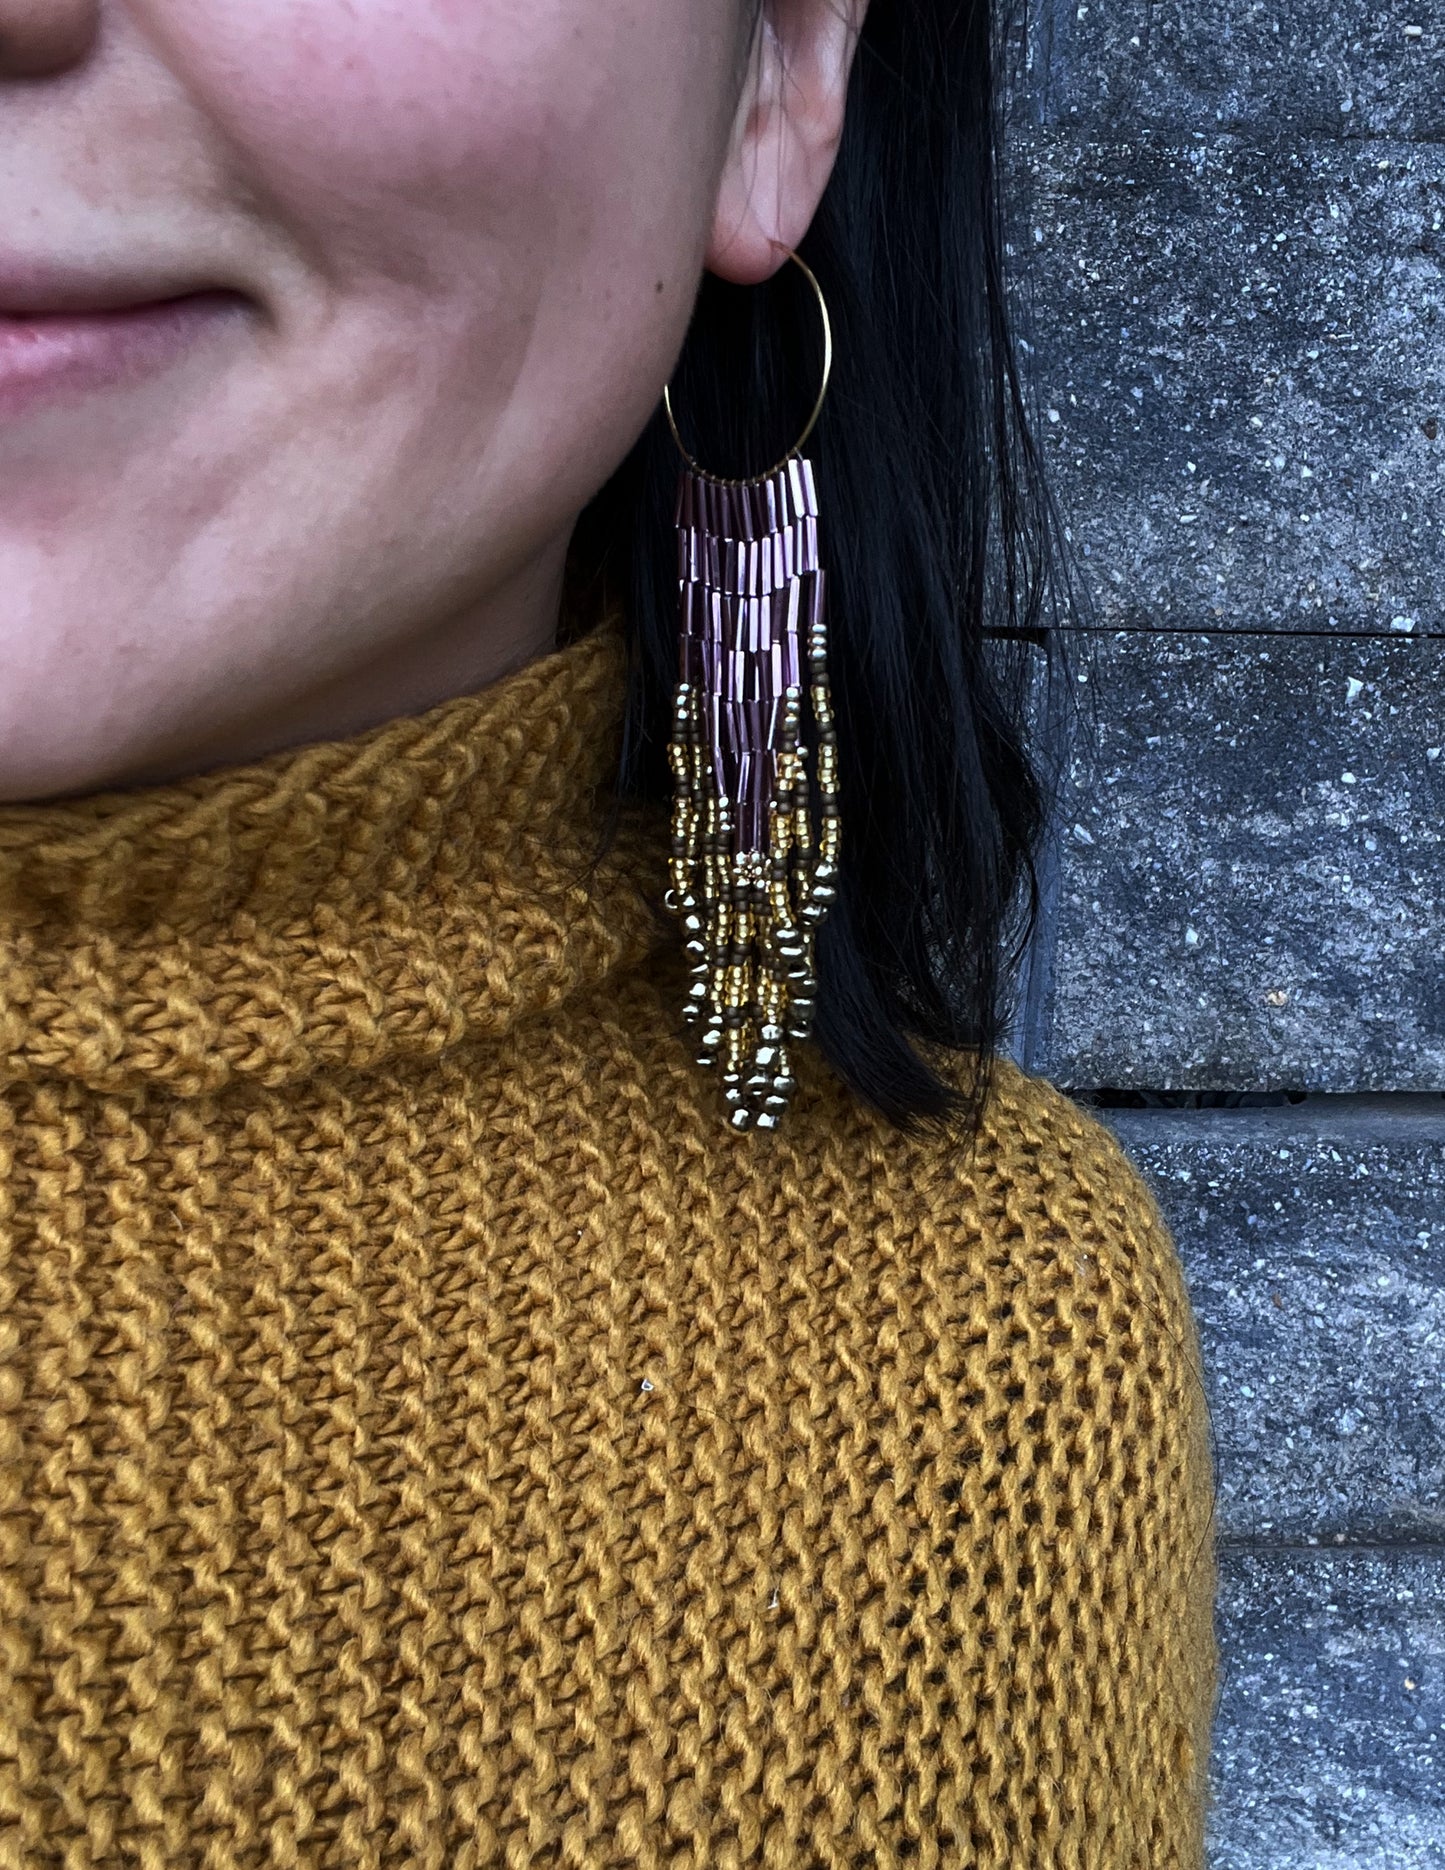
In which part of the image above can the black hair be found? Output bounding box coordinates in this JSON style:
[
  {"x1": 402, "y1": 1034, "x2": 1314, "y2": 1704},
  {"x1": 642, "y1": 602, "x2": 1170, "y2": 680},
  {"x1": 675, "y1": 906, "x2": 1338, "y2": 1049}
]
[{"x1": 569, "y1": 0, "x2": 1070, "y2": 1133}]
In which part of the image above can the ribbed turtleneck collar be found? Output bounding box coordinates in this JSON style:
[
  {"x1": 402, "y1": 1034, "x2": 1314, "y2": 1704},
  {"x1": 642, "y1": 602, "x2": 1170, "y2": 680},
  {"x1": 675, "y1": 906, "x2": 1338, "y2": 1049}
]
[{"x1": 0, "y1": 615, "x2": 667, "y2": 1096}]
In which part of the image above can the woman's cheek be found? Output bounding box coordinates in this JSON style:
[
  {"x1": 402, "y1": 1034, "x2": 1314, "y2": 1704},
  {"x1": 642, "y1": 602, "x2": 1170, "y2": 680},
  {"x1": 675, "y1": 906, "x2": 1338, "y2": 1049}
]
[
  {"x1": 152, "y1": 0, "x2": 741, "y2": 521},
  {"x1": 151, "y1": 0, "x2": 705, "y2": 290}
]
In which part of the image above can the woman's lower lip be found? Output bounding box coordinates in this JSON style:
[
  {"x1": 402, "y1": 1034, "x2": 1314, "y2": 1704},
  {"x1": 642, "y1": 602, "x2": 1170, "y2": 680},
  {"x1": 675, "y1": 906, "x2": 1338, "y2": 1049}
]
[{"x1": 0, "y1": 291, "x2": 243, "y2": 414}]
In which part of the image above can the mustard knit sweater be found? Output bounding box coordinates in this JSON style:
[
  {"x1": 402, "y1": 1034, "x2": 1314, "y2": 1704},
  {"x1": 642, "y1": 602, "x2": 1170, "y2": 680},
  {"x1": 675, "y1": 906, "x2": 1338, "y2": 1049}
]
[{"x1": 0, "y1": 616, "x2": 1217, "y2": 1870}]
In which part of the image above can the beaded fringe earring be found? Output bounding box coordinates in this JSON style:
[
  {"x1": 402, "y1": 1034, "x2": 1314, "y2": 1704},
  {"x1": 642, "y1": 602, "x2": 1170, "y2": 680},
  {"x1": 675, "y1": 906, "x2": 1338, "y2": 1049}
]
[{"x1": 662, "y1": 253, "x2": 841, "y2": 1132}]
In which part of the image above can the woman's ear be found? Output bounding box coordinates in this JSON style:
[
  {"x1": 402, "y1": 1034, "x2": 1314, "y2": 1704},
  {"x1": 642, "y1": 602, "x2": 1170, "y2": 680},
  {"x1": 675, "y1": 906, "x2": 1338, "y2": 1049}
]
[{"x1": 707, "y1": 0, "x2": 869, "y2": 285}]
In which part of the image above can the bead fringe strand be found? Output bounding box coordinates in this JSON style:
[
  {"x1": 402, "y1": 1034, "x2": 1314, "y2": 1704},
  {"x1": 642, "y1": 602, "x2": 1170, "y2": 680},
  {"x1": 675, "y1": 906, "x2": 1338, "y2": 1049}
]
[{"x1": 665, "y1": 456, "x2": 841, "y2": 1131}]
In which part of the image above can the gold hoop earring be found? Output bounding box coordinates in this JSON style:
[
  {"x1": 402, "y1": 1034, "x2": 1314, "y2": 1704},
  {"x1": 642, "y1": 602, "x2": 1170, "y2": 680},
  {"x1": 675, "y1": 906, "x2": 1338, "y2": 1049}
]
[
  {"x1": 663, "y1": 251, "x2": 834, "y2": 476},
  {"x1": 661, "y1": 251, "x2": 841, "y2": 1133}
]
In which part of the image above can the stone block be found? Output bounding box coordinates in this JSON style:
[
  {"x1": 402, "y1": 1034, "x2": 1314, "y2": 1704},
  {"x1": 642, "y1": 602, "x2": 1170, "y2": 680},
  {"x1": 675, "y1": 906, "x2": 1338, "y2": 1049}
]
[
  {"x1": 1012, "y1": 135, "x2": 1445, "y2": 636},
  {"x1": 1209, "y1": 1547, "x2": 1445, "y2": 1868},
  {"x1": 1020, "y1": 0, "x2": 1445, "y2": 142},
  {"x1": 1035, "y1": 631, "x2": 1445, "y2": 1090},
  {"x1": 1105, "y1": 1105, "x2": 1445, "y2": 1542}
]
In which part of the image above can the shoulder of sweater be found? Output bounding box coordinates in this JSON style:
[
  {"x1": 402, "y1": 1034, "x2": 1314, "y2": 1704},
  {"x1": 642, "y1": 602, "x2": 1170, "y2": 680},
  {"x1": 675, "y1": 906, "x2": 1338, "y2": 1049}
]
[
  {"x1": 581, "y1": 963, "x2": 1177, "y2": 1275},
  {"x1": 775, "y1": 1055, "x2": 1208, "y2": 1412},
  {"x1": 795, "y1": 1052, "x2": 1187, "y2": 1307},
  {"x1": 600, "y1": 963, "x2": 1168, "y2": 1240},
  {"x1": 969, "y1": 1056, "x2": 1170, "y2": 1229},
  {"x1": 811, "y1": 1053, "x2": 1163, "y2": 1218}
]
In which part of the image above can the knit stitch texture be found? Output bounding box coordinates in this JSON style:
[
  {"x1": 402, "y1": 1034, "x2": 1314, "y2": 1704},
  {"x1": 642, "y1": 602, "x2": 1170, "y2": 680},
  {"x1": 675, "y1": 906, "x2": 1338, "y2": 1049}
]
[{"x1": 0, "y1": 616, "x2": 1217, "y2": 1868}]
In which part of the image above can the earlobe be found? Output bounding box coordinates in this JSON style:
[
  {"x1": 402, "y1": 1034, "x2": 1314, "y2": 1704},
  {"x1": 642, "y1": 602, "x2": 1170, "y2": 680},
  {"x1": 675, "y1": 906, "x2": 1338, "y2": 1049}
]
[{"x1": 704, "y1": 0, "x2": 867, "y2": 286}]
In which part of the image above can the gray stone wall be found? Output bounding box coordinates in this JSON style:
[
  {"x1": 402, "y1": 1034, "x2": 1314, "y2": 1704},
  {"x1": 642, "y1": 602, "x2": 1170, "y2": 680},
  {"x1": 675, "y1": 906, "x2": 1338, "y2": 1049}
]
[{"x1": 1008, "y1": 4, "x2": 1445, "y2": 1862}]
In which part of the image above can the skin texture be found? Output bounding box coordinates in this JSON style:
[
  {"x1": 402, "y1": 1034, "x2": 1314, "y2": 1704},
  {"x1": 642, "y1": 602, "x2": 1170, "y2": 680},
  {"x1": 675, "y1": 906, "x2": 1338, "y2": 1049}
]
[{"x1": 0, "y1": 0, "x2": 865, "y2": 799}]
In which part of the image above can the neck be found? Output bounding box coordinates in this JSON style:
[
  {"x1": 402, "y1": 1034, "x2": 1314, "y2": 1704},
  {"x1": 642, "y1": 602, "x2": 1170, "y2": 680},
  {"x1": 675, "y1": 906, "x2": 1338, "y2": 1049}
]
[{"x1": 105, "y1": 549, "x2": 569, "y2": 795}]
